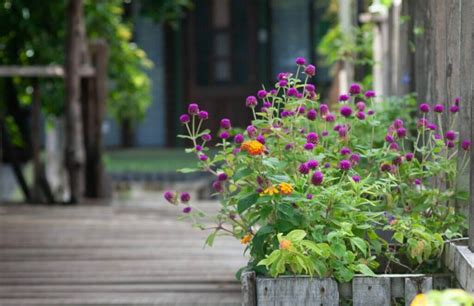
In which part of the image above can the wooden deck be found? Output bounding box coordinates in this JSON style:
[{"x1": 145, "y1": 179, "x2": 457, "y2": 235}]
[{"x1": 0, "y1": 200, "x2": 247, "y2": 305}]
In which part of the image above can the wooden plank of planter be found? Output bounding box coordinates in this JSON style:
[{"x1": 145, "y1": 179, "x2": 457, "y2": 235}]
[
  {"x1": 404, "y1": 277, "x2": 432, "y2": 306},
  {"x1": 256, "y1": 277, "x2": 339, "y2": 306},
  {"x1": 241, "y1": 271, "x2": 256, "y2": 306},
  {"x1": 352, "y1": 277, "x2": 391, "y2": 306}
]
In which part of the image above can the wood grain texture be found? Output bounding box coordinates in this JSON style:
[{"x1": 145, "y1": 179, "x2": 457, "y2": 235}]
[
  {"x1": 0, "y1": 201, "x2": 247, "y2": 305},
  {"x1": 241, "y1": 271, "x2": 257, "y2": 306},
  {"x1": 256, "y1": 277, "x2": 339, "y2": 306},
  {"x1": 352, "y1": 277, "x2": 391, "y2": 306}
]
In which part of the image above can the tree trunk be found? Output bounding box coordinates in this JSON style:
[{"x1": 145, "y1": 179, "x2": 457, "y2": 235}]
[
  {"x1": 121, "y1": 119, "x2": 135, "y2": 148},
  {"x1": 65, "y1": 0, "x2": 86, "y2": 203}
]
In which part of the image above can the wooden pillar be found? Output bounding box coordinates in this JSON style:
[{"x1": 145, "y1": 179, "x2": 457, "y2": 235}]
[
  {"x1": 338, "y1": 0, "x2": 356, "y2": 92},
  {"x1": 65, "y1": 0, "x2": 86, "y2": 203},
  {"x1": 84, "y1": 40, "x2": 109, "y2": 198}
]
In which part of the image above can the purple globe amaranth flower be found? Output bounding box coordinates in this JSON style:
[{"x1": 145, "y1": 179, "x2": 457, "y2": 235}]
[
  {"x1": 405, "y1": 152, "x2": 414, "y2": 161},
  {"x1": 306, "y1": 194, "x2": 313, "y2": 200},
  {"x1": 246, "y1": 96, "x2": 258, "y2": 108},
  {"x1": 320, "y1": 104, "x2": 329, "y2": 115},
  {"x1": 389, "y1": 142, "x2": 400, "y2": 151},
  {"x1": 257, "y1": 90, "x2": 267, "y2": 99},
  {"x1": 263, "y1": 101, "x2": 272, "y2": 108},
  {"x1": 164, "y1": 191, "x2": 175, "y2": 204},
  {"x1": 295, "y1": 57, "x2": 306, "y2": 65},
  {"x1": 220, "y1": 118, "x2": 231, "y2": 129},
  {"x1": 212, "y1": 181, "x2": 223, "y2": 192},
  {"x1": 232, "y1": 148, "x2": 241, "y2": 155},
  {"x1": 256, "y1": 135, "x2": 266, "y2": 144},
  {"x1": 219, "y1": 131, "x2": 230, "y2": 139},
  {"x1": 234, "y1": 134, "x2": 244, "y2": 144},
  {"x1": 333, "y1": 124, "x2": 341, "y2": 131},
  {"x1": 380, "y1": 163, "x2": 392, "y2": 172},
  {"x1": 269, "y1": 89, "x2": 277, "y2": 96},
  {"x1": 198, "y1": 111, "x2": 209, "y2": 120},
  {"x1": 340, "y1": 147, "x2": 351, "y2": 155},
  {"x1": 393, "y1": 156, "x2": 403, "y2": 165},
  {"x1": 188, "y1": 103, "x2": 199, "y2": 115},
  {"x1": 179, "y1": 114, "x2": 190, "y2": 124},
  {"x1": 326, "y1": 113, "x2": 336, "y2": 122},
  {"x1": 298, "y1": 163, "x2": 310, "y2": 175},
  {"x1": 306, "y1": 132, "x2": 319, "y2": 144},
  {"x1": 340, "y1": 105, "x2": 353, "y2": 117},
  {"x1": 356, "y1": 101, "x2": 366, "y2": 111},
  {"x1": 352, "y1": 175, "x2": 361, "y2": 183},
  {"x1": 364, "y1": 90, "x2": 376, "y2": 98},
  {"x1": 277, "y1": 72, "x2": 288, "y2": 80},
  {"x1": 321, "y1": 130, "x2": 329, "y2": 137},
  {"x1": 180, "y1": 192, "x2": 191, "y2": 203},
  {"x1": 218, "y1": 173, "x2": 228, "y2": 181},
  {"x1": 307, "y1": 108, "x2": 317, "y2": 120},
  {"x1": 296, "y1": 93, "x2": 304, "y2": 99},
  {"x1": 417, "y1": 118, "x2": 428, "y2": 128},
  {"x1": 419, "y1": 103, "x2": 430, "y2": 113},
  {"x1": 281, "y1": 110, "x2": 291, "y2": 118},
  {"x1": 350, "y1": 153, "x2": 361, "y2": 164},
  {"x1": 434, "y1": 104, "x2": 444, "y2": 113},
  {"x1": 446, "y1": 140, "x2": 455, "y2": 148},
  {"x1": 349, "y1": 83, "x2": 361, "y2": 95},
  {"x1": 455, "y1": 97, "x2": 461, "y2": 106},
  {"x1": 311, "y1": 171, "x2": 324, "y2": 185},
  {"x1": 195, "y1": 145, "x2": 203, "y2": 151},
  {"x1": 385, "y1": 135, "x2": 395, "y2": 143},
  {"x1": 287, "y1": 87, "x2": 298, "y2": 97},
  {"x1": 396, "y1": 128, "x2": 407, "y2": 138},
  {"x1": 199, "y1": 154, "x2": 208, "y2": 161},
  {"x1": 304, "y1": 64, "x2": 316, "y2": 76},
  {"x1": 182, "y1": 206, "x2": 192, "y2": 214},
  {"x1": 427, "y1": 123, "x2": 437, "y2": 131},
  {"x1": 246, "y1": 125, "x2": 257, "y2": 137},
  {"x1": 367, "y1": 109, "x2": 375, "y2": 116},
  {"x1": 450, "y1": 105, "x2": 459, "y2": 113},
  {"x1": 324, "y1": 163, "x2": 331, "y2": 168},
  {"x1": 339, "y1": 160, "x2": 351, "y2": 171},
  {"x1": 393, "y1": 118, "x2": 404, "y2": 128},
  {"x1": 445, "y1": 130, "x2": 456, "y2": 140},
  {"x1": 414, "y1": 178, "x2": 422, "y2": 185},
  {"x1": 339, "y1": 94, "x2": 349, "y2": 101},
  {"x1": 285, "y1": 143, "x2": 294, "y2": 150},
  {"x1": 338, "y1": 127, "x2": 347, "y2": 138},
  {"x1": 307, "y1": 160, "x2": 318, "y2": 169},
  {"x1": 297, "y1": 106, "x2": 306, "y2": 114},
  {"x1": 306, "y1": 84, "x2": 316, "y2": 92},
  {"x1": 462, "y1": 140, "x2": 471, "y2": 151},
  {"x1": 434, "y1": 134, "x2": 442, "y2": 140},
  {"x1": 202, "y1": 134, "x2": 212, "y2": 142},
  {"x1": 356, "y1": 111, "x2": 366, "y2": 120},
  {"x1": 304, "y1": 143, "x2": 315, "y2": 150},
  {"x1": 278, "y1": 79, "x2": 288, "y2": 87}
]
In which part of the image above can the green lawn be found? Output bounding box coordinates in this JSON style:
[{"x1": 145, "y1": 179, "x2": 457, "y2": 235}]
[{"x1": 104, "y1": 148, "x2": 204, "y2": 173}]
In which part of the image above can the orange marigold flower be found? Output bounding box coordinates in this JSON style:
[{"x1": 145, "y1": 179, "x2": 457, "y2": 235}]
[
  {"x1": 260, "y1": 186, "x2": 279, "y2": 196},
  {"x1": 240, "y1": 233, "x2": 253, "y2": 245},
  {"x1": 278, "y1": 182, "x2": 293, "y2": 195},
  {"x1": 241, "y1": 140, "x2": 265, "y2": 155},
  {"x1": 279, "y1": 239, "x2": 292, "y2": 250},
  {"x1": 410, "y1": 293, "x2": 427, "y2": 306}
]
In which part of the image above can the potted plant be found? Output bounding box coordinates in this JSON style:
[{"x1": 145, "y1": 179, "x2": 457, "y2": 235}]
[{"x1": 164, "y1": 57, "x2": 470, "y2": 305}]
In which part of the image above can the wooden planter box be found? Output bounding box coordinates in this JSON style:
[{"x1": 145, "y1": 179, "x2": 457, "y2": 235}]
[{"x1": 241, "y1": 272, "x2": 453, "y2": 306}]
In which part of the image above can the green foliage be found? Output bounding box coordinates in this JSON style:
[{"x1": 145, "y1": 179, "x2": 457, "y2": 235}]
[
  {"x1": 168, "y1": 61, "x2": 468, "y2": 282},
  {"x1": 412, "y1": 289, "x2": 474, "y2": 306}
]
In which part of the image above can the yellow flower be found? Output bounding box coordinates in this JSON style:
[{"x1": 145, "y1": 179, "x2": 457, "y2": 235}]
[
  {"x1": 410, "y1": 294, "x2": 428, "y2": 306},
  {"x1": 278, "y1": 182, "x2": 293, "y2": 195},
  {"x1": 241, "y1": 140, "x2": 265, "y2": 155},
  {"x1": 240, "y1": 234, "x2": 253, "y2": 245},
  {"x1": 279, "y1": 239, "x2": 292, "y2": 250},
  {"x1": 260, "y1": 186, "x2": 279, "y2": 196}
]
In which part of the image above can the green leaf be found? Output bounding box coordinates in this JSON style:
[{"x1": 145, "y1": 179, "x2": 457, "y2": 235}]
[
  {"x1": 205, "y1": 231, "x2": 217, "y2": 247},
  {"x1": 331, "y1": 241, "x2": 346, "y2": 258},
  {"x1": 258, "y1": 250, "x2": 281, "y2": 267},
  {"x1": 393, "y1": 232, "x2": 404, "y2": 244},
  {"x1": 286, "y1": 230, "x2": 306, "y2": 242},
  {"x1": 350, "y1": 237, "x2": 367, "y2": 257},
  {"x1": 356, "y1": 264, "x2": 376, "y2": 276},
  {"x1": 237, "y1": 193, "x2": 259, "y2": 214},
  {"x1": 177, "y1": 168, "x2": 199, "y2": 173},
  {"x1": 233, "y1": 168, "x2": 253, "y2": 181}
]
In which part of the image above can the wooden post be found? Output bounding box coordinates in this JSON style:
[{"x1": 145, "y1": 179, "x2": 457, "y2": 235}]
[
  {"x1": 83, "y1": 40, "x2": 109, "y2": 198},
  {"x1": 338, "y1": 0, "x2": 356, "y2": 92},
  {"x1": 65, "y1": 0, "x2": 86, "y2": 203}
]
